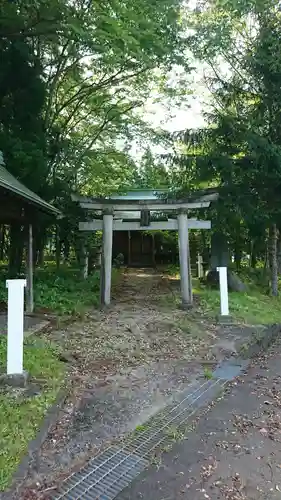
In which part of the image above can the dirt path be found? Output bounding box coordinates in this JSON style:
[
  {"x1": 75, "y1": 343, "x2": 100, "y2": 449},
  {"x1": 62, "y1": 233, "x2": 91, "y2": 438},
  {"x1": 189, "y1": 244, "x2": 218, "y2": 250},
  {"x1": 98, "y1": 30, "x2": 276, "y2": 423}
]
[
  {"x1": 49, "y1": 268, "x2": 217, "y2": 374},
  {"x1": 12, "y1": 269, "x2": 256, "y2": 498}
]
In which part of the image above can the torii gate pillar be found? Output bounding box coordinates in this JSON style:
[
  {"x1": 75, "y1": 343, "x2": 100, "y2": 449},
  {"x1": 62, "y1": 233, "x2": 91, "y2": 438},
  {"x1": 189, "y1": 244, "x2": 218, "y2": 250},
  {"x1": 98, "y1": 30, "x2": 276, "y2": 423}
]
[
  {"x1": 177, "y1": 211, "x2": 192, "y2": 307},
  {"x1": 101, "y1": 210, "x2": 113, "y2": 306}
]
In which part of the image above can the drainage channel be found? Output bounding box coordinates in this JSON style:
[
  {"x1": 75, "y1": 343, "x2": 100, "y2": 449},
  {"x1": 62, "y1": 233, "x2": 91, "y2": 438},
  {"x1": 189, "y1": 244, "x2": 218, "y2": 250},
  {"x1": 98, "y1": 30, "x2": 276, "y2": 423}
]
[{"x1": 52, "y1": 358, "x2": 247, "y2": 500}]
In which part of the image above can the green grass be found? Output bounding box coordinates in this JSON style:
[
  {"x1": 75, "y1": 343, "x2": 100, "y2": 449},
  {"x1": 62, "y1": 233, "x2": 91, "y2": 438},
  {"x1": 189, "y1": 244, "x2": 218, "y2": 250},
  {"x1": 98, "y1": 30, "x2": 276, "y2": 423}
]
[
  {"x1": 197, "y1": 286, "x2": 281, "y2": 325},
  {"x1": 203, "y1": 367, "x2": 213, "y2": 380},
  {"x1": 166, "y1": 265, "x2": 281, "y2": 325},
  {"x1": 0, "y1": 337, "x2": 65, "y2": 490},
  {"x1": 0, "y1": 264, "x2": 120, "y2": 316},
  {"x1": 34, "y1": 266, "x2": 101, "y2": 315}
]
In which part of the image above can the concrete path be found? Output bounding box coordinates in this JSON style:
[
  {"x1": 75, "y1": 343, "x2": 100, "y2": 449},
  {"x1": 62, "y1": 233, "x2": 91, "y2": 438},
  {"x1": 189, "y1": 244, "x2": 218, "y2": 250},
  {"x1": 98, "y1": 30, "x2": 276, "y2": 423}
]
[
  {"x1": 118, "y1": 339, "x2": 281, "y2": 500},
  {"x1": 0, "y1": 313, "x2": 48, "y2": 336}
]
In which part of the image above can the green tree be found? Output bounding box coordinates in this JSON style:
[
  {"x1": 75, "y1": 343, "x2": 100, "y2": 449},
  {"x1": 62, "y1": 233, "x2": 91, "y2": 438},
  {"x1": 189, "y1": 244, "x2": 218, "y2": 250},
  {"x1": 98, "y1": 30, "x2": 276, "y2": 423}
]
[
  {"x1": 135, "y1": 148, "x2": 169, "y2": 189},
  {"x1": 0, "y1": 0, "x2": 189, "y2": 271},
  {"x1": 39, "y1": 0, "x2": 185, "y2": 189},
  {"x1": 172, "y1": 0, "x2": 281, "y2": 294}
]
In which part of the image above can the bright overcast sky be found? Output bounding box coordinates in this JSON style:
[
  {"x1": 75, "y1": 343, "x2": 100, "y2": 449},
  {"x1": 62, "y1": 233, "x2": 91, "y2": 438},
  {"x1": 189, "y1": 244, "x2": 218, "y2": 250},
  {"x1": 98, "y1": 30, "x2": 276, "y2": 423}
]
[
  {"x1": 130, "y1": 60, "x2": 209, "y2": 159},
  {"x1": 130, "y1": 0, "x2": 211, "y2": 159},
  {"x1": 143, "y1": 64, "x2": 208, "y2": 132}
]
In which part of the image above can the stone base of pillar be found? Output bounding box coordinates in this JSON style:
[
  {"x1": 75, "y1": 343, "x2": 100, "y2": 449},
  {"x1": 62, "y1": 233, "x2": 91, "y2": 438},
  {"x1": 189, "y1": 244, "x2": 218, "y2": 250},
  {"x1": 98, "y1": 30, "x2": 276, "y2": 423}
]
[
  {"x1": 0, "y1": 370, "x2": 29, "y2": 388},
  {"x1": 178, "y1": 301, "x2": 193, "y2": 310},
  {"x1": 217, "y1": 314, "x2": 234, "y2": 325}
]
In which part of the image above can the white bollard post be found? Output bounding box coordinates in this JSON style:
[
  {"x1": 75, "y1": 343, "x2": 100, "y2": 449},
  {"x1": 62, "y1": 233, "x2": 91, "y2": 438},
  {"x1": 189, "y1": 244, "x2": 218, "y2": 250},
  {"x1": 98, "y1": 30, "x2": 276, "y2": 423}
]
[
  {"x1": 6, "y1": 279, "x2": 26, "y2": 375},
  {"x1": 217, "y1": 267, "x2": 229, "y2": 316}
]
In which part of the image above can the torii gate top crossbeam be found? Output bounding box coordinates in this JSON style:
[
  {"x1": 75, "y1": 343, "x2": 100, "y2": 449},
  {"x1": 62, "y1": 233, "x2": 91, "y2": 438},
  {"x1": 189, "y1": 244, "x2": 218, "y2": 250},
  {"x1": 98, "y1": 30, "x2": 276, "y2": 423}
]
[{"x1": 72, "y1": 190, "x2": 218, "y2": 212}]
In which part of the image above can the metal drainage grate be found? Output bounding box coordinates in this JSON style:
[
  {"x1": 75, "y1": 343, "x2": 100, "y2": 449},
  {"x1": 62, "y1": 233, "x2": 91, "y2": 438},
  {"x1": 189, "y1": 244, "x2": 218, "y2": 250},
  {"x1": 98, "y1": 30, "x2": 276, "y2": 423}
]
[
  {"x1": 125, "y1": 377, "x2": 225, "y2": 455},
  {"x1": 53, "y1": 377, "x2": 227, "y2": 500},
  {"x1": 54, "y1": 447, "x2": 148, "y2": 500}
]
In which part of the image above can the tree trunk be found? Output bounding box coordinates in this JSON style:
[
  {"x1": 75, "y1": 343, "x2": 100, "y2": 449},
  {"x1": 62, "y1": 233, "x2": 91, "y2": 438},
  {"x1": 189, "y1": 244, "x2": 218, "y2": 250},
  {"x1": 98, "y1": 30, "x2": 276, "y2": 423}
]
[
  {"x1": 263, "y1": 231, "x2": 269, "y2": 272},
  {"x1": 270, "y1": 224, "x2": 278, "y2": 296},
  {"x1": 34, "y1": 230, "x2": 46, "y2": 266},
  {"x1": 250, "y1": 240, "x2": 257, "y2": 269},
  {"x1": 81, "y1": 245, "x2": 89, "y2": 279},
  {"x1": 55, "y1": 224, "x2": 61, "y2": 270},
  {"x1": 63, "y1": 239, "x2": 70, "y2": 263},
  {"x1": 202, "y1": 246, "x2": 211, "y2": 273},
  {"x1": 26, "y1": 223, "x2": 34, "y2": 313},
  {"x1": 233, "y1": 225, "x2": 242, "y2": 270},
  {"x1": 234, "y1": 247, "x2": 242, "y2": 271},
  {"x1": 278, "y1": 232, "x2": 281, "y2": 275},
  {"x1": 0, "y1": 225, "x2": 5, "y2": 261},
  {"x1": 251, "y1": 253, "x2": 257, "y2": 269},
  {"x1": 8, "y1": 223, "x2": 24, "y2": 277},
  {"x1": 37, "y1": 246, "x2": 44, "y2": 266}
]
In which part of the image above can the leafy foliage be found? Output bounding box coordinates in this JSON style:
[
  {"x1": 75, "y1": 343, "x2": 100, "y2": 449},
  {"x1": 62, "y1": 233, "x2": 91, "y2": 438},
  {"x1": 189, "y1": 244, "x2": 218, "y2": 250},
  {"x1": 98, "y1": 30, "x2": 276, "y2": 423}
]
[
  {"x1": 0, "y1": 265, "x2": 120, "y2": 316},
  {"x1": 134, "y1": 148, "x2": 169, "y2": 188},
  {"x1": 170, "y1": 0, "x2": 281, "y2": 294},
  {"x1": 0, "y1": 0, "x2": 186, "y2": 196},
  {"x1": 34, "y1": 266, "x2": 102, "y2": 315},
  {"x1": 0, "y1": 0, "x2": 188, "y2": 275}
]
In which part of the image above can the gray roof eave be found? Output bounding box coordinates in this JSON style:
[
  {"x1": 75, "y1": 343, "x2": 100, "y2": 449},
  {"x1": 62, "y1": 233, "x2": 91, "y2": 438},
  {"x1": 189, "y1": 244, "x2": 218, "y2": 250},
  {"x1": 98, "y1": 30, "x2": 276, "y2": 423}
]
[{"x1": 0, "y1": 165, "x2": 61, "y2": 217}]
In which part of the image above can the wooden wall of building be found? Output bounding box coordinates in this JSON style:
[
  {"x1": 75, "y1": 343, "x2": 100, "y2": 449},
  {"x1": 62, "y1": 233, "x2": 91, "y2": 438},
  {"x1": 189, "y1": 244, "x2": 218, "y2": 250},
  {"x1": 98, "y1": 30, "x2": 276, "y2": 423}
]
[{"x1": 112, "y1": 231, "x2": 177, "y2": 267}]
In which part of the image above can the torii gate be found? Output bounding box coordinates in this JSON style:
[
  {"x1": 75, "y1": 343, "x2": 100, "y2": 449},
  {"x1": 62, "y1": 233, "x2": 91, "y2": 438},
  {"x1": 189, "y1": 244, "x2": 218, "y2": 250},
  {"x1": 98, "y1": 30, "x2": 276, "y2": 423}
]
[{"x1": 73, "y1": 189, "x2": 218, "y2": 308}]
